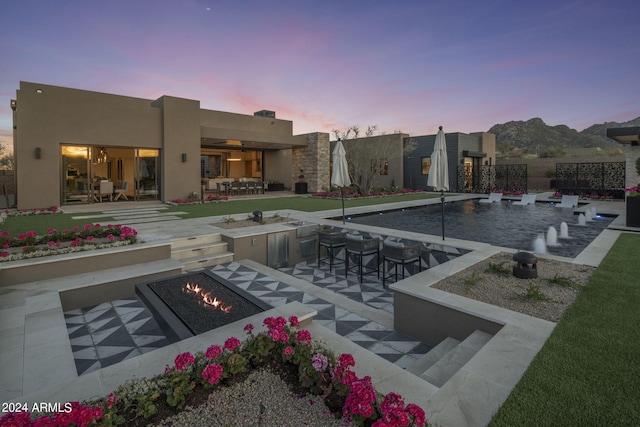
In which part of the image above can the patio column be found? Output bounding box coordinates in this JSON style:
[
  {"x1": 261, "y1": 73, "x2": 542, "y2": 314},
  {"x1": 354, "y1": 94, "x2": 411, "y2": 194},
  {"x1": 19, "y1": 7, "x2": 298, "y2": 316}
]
[{"x1": 291, "y1": 132, "x2": 330, "y2": 193}]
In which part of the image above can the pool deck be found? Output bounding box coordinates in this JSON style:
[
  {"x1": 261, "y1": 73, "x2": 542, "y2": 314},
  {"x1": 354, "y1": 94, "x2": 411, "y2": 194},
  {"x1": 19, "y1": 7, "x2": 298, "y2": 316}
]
[{"x1": 1, "y1": 192, "x2": 635, "y2": 426}]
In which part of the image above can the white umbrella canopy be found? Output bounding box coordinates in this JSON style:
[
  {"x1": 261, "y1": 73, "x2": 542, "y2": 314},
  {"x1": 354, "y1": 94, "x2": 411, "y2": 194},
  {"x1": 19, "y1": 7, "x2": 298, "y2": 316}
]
[
  {"x1": 427, "y1": 126, "x2": 449, "y2": 240},
  {"x1": 331, "y1": 139, "x2": 351, "y2": 188},
  {"x1": 331, "y1": 139, "x2": 351, "y2": 223},
  {"x1": 427, "y1": 126, "x2": 449, "y2": 191}
]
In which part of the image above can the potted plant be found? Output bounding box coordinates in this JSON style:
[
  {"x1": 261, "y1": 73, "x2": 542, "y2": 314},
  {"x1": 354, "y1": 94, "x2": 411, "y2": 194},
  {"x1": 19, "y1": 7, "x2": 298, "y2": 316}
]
[
  {"x1": 295, "y1": 169, "x2": 307, "y2": 194},
  {"x1": 625, "y1": 186, "x2": 640, "y2": 227}
]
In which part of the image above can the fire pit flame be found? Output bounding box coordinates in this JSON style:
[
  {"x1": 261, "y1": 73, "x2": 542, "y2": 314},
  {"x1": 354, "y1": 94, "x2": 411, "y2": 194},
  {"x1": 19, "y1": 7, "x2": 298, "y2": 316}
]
[
  {"x1": 184, "y1": 282, "x2": 203, "y2": 294},
  {"x1": 183, "y1": 282, "x2": 232, "y2": 313}
]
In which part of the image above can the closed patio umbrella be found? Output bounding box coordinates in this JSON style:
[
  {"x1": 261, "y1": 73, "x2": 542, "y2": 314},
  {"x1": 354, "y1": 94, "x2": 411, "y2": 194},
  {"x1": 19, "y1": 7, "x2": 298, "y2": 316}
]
[
  {"x1": 426, "y1": 126, "x2": 449, "y2": 240},
  {"x1": 331, "y1": 139, "x2": 351, "y2": 224}
]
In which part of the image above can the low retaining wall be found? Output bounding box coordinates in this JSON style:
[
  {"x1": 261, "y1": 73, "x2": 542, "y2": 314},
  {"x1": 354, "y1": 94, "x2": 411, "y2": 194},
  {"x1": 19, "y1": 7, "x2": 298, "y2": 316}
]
[
  {"x1": 394, "y1": 291, "x2": 503, "y2": 347},
  {"x1": 0, "y1": 242, "x2": 172, "y2": 287}
]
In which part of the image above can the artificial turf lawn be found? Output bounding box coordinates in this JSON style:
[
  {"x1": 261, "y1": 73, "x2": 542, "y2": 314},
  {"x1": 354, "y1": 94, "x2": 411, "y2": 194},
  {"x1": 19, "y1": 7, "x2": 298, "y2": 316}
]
[
  {"x1": 1, "y1": 192, "x2": 438, "y2": 235},
  {"x1": 489, "y1": 233, "x2": 640, "y2": 426}
]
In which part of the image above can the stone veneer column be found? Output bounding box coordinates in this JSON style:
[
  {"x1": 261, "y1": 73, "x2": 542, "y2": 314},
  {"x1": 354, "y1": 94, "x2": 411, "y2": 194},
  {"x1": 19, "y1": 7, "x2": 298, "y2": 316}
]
[
  {"x1": 292, "y1": 133, "x2": 330, "y2": 193},
  {"x1": 622, "y1": 144, "x2": 640, "y2": 191}
]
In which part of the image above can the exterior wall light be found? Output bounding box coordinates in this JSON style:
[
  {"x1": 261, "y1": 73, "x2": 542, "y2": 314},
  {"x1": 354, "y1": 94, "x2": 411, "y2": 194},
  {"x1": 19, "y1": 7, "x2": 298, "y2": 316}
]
[{"x1": 181, "y1": 153, "x2": 187, "y2": 162}]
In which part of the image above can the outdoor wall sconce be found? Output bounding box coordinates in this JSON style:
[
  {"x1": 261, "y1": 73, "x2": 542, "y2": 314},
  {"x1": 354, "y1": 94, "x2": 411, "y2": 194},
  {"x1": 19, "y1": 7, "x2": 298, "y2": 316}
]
[
  {"x1": 10, "y1": 99, "x2": 17, "y2": 111},
  {"x1": 35, "y1": 147, "x2": 41, "y2": 159},
  {"x1": 181, "y1": 153, "x2": 187, "y2": 162}
]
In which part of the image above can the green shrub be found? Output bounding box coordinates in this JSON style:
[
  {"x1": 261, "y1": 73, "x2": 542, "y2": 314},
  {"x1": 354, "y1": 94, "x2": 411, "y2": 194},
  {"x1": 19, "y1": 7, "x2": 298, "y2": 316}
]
[
  {"x1": 485, "y1": 262, "x2": 510, "y2": 276},
  {"x1": 517, "y1": 283, "x2": 551, "y2": 302}
]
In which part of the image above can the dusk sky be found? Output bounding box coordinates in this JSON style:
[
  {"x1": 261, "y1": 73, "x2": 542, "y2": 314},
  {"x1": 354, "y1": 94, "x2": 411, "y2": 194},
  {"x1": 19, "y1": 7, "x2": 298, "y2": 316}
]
[{"x1": 2, "y1": 0, "x2": 639, "y2": 153}]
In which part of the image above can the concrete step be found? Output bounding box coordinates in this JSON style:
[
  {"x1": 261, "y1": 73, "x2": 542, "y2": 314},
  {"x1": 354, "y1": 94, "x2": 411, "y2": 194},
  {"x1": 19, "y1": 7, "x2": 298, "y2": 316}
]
[
  {"x1": 181, "y1": 252, "x2": 235, "y2": 271},
  {"x1": 171, "y1": 234, "x2": 223, "y2": 249},
  {"x1": 171, "y1": 241, "x2": 229, "y2": 260},
  {"x1": 170, "y1": 233, "x2": 233, "y2": 271},
  {"x1": 406, "y1": 337, "x2": 460, "y2": 376},
  {"x1": 419, "y1": 330, "x2": 493, "y2": 388}
]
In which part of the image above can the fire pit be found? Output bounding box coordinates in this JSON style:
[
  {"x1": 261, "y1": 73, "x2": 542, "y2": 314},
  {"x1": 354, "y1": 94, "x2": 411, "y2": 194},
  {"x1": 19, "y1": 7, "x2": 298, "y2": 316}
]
[{"x1": 136, "y1": 271, "x2": 271, "y2": 342}]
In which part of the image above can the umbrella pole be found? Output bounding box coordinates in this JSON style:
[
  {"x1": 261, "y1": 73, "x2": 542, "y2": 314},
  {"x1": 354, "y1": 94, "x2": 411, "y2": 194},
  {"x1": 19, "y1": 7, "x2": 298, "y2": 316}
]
[
  {"x1": 440, "y1": 190, "x2": 445, "y2": 240},
  {"x1": 341, "y1": 187, "x2": 346, "y2": 224}
]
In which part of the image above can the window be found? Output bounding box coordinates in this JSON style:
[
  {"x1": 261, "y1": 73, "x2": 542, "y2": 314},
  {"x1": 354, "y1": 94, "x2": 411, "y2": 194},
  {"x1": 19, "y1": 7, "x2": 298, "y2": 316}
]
[{"x1": 421, "y1": 157, "x2": 431, "y2": 175}]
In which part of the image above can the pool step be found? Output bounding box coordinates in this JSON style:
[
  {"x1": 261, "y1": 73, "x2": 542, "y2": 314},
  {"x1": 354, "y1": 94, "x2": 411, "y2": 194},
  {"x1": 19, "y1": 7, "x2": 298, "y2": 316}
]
[
  {"x1": 171, "y1": 234, "x2": 234, "y2": 271},
  {"x1": 414, "y1": 330, "x2": 493, "y2": 388}
]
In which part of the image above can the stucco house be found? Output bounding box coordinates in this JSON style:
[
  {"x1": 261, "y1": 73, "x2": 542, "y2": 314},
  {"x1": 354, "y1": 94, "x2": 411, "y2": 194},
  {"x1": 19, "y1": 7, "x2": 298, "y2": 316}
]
[
  {"x1": 336, "y1": 131, "x2": 496, "y2": 193},
  {"x1": 10, "y1": 81, "x2": 496, "y2": 209},
  {"x1": 11, "y1": 81, "x2": 329, "y2": 209}
]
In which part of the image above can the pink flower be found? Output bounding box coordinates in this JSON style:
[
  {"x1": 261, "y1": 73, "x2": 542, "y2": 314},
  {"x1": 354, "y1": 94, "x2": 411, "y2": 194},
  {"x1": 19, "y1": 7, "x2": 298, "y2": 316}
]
[
  {"x1": 296, "y1": 329, "x2": 312, "y2": 345},
  {"x1": 268, "y1": 328, "x2": 280, "y2": 342},
  {"x1": 107, "y1": 392, "x2": 117, "y2": 409},
  {"x1": 174, "y1": 352, "x2": 195, "y2": 370},
  {"x1": 243, "y1": 323, "x2": 254, "y2": 334},
  {"x1": 311, "y1": 354, "x2": 328, "y2": 371},
  {"x1": 406, "y1": 403, "x2": 426, "y2": 426},
  {"x1": 338, "y1": 353, "x2": 355, "y2": 368},
  {"x1": 0, "y1": 251, "x2": 8, "y2": 258},
  {"x1": 284, "y1": 346, "x2": 294, "y2": 355},
  {"x1": 205, "y1": 344, "x2": 223, "y2": 360},
  {"x1": 201, "y1": 363, "x2": 223, "y2": 385},
  {"x1": 224, "y1": 337, "x2": 241, "y2": 351},
  {"x1": 288, "y1": 315, "x2": 300, "y2": 328}
]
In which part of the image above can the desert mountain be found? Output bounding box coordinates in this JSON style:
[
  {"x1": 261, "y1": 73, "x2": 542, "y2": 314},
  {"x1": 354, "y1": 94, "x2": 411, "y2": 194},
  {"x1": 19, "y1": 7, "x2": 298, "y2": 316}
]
[{"x1": 488, "y1": 116, "x2": 640, "y2": 154}]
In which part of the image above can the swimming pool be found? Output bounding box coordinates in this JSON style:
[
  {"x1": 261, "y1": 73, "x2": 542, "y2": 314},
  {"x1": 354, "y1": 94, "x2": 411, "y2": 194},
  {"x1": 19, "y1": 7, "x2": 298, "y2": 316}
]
[{"x1": 346, "y1": 200, "x2": 614, "y2": 258}]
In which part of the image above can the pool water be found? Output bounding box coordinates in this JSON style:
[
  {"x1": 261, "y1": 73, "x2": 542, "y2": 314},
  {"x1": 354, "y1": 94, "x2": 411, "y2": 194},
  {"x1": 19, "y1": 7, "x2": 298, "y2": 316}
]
[{"x1": 347, "y1": 200, "x2": 614, "y2": 258}]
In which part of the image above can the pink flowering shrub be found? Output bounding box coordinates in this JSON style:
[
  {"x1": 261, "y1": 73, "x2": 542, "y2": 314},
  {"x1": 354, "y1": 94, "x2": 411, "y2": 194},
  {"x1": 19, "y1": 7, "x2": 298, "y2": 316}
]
[
  {"x1": 1, "y1": 316, "x2": 427, "y2": 427},
  {"x1": 0, "y1": 402, "x2": 103, "y2": 427},
  {"x1": 312, "y1": 188, "x2": 423, "y2": 199},
  {"x1": 0, "y1": 223, "x2": 138, "y2": 261}
]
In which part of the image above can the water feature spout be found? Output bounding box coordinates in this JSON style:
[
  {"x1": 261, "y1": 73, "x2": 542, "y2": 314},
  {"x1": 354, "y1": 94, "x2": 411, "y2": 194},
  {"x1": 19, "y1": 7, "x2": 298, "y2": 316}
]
[
  {"x1": 546, "y1": 226, "x2": 560, "y2": 247},
  {"x1": 585, "y1": 209, "x2": 593, "y2": 222},
  {"x1": 533, "y1": 234, "x2": 547, "y2": 254},
  {"x1": 590, "y1": 207, "x2": 597, "y2": 219},
  {"x1": 578, "y1": 213, "x2": 586, "y2": 226},
  {"x1": 559, "y1": 221, "x2": 570, "y2": 239}
]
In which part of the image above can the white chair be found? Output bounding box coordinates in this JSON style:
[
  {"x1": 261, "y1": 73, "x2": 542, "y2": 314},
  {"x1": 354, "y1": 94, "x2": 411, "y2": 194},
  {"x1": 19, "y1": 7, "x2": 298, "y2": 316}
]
[
  {"x1": 513, "y1": 194, "x2": 537, "y2": 206},
  {"x1": 113, "y1": 181, "x2": 129, "y2": 201},
  {"x1": 479, "y1": 192, "x2": 503, "y2": 204},
  {"x1": 555, "y1": 195, "x2": 579, "y2": 208},
  {"x1": 94, "y1": 181, "x2": 113, "y2": 202}
]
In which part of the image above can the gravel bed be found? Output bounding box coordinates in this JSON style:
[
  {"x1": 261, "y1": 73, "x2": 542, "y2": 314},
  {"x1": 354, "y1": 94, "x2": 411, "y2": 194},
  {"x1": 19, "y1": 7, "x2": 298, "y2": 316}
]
[
  {"x1": 431, "y1": 252, "x2": 595, "y2": 322},
  {"x1": 150, "y1": 369, "x2": 355, "y2": 427}
]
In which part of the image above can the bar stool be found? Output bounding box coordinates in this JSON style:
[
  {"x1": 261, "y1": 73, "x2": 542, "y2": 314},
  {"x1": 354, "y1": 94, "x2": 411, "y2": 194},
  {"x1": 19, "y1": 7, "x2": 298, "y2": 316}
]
[
  {"x1": 382, "y1": 240, "x2": 422, "y2": 287},
  {"x1": 317, "y1": 228, "x2": 347, "y2": 272},
  {"x1": 345, "y1": 234, "x2": 380, "y2": 283}
]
